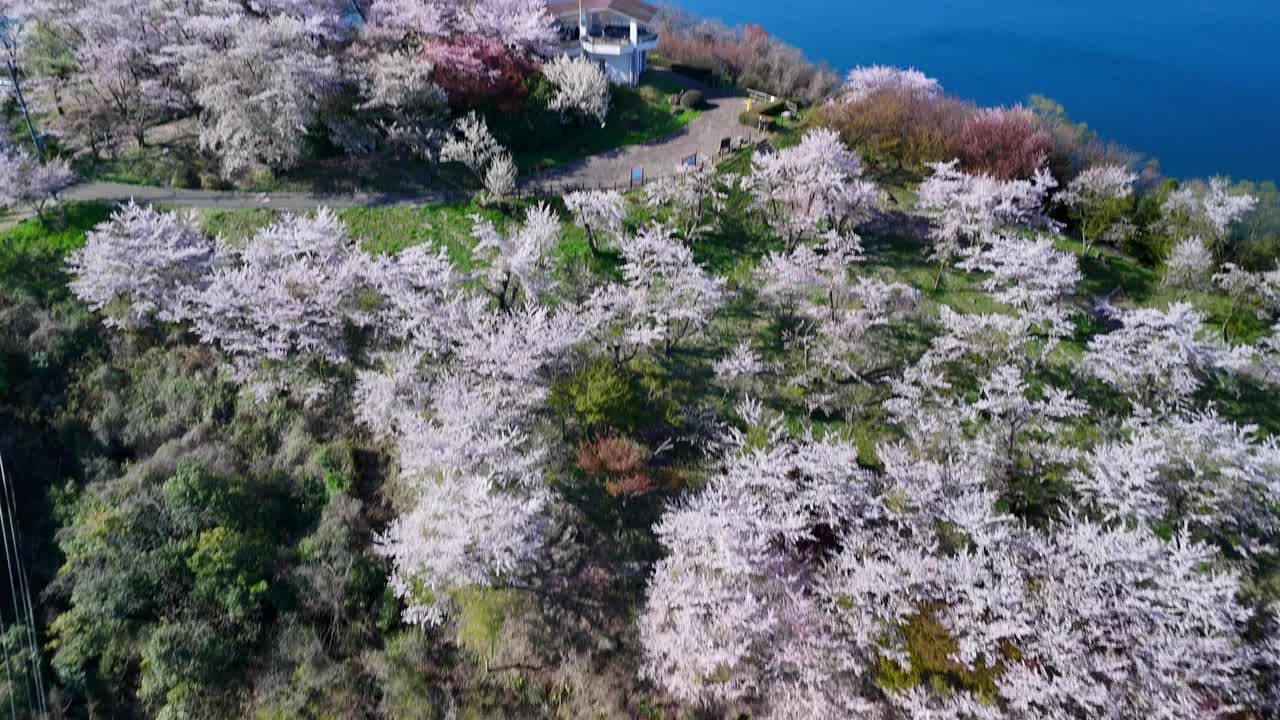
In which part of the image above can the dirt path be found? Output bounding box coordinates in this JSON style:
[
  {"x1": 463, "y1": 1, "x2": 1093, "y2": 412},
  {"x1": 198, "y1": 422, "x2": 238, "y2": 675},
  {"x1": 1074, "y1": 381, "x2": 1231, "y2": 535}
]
[{"x1": 52, "y1": 74, "x2": 758, "y2": 213}]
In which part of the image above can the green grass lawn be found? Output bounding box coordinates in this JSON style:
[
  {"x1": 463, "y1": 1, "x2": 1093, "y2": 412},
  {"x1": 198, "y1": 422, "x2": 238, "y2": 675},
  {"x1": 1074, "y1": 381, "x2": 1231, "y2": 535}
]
[
  {"x1": 0, "y1": 202, "x2": 114, "y2": 300},
  {"x1": 513, "y1": 76, "x2": 704, "y2": 172}
]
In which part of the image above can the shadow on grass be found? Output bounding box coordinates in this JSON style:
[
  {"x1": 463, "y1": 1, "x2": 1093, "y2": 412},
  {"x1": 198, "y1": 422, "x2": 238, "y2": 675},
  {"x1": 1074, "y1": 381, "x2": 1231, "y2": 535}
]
[
  {"x1": 1074, "y1": 249, "x2": 1160, "y2": 303},
  {"x1": 1201, "y1": 374, "x2": 1280, "y2": 437}
]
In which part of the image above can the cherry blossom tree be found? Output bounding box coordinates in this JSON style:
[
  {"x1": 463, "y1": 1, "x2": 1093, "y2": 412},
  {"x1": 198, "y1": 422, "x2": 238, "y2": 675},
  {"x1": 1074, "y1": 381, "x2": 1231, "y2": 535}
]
[
  {"x1": 26, "y1": 0, "x2": 181, "y2": 151},
  {"x1": 792, "y1": 277, "x2": 920, "y2": 416},
  {"x1": 1074, "y1": 411, "x2": 1280, "y2": 555},
  {"x1": 563, "y1": 189, "x2": 625, "y2": 255},
  {"x1": 748, "y1": 128, "x2": 883, "y2": 250},
  {"x1": 364, "y1": 0, "x2": 556, "y2": 46},
  {"x1": 957, "y1": 233, "x2": 1082, "y2": 338},
  {"x1": 1056, "y1": 163, "x2": 1137, "y2": 254},
  {"x1": 454, "y1": 0, "x2": 557, "y2": 48},
  {"x1": 441, "y1": 111, "x2": 519, "y2": 202},
  {"x1": 350, "y1": 47, "x2": 449, "y2": 158},
  {"x1": 754, "y1": 233, "x2": 921, "y2": 415},
  {"x1": 756, "y1": 233, "x2": 865, "y2": 314},
  {"x1": 66, "y1": 202, "x2": 216, "y2": 329},
  {"x1": 642, "y1": 428, "x2": 1261, "y2": 718},
  {"x1": 440, "y1": 111, "x2": 502, "y2": 175},
  {"x1": 841, "y1": 65, "x2": 941, "y2": 102},
  {"x1": 170, "y1": 1, "x2": 345, "y2": 176},
  {"x1": 886, "y1": 303, "x2": 1074, "y2": 467},
  {"x1": 1202, "y1": 177, "x2": 1259, "y2": 240},
  {"x1": 363, "y1": 294, "x2": 588, "y2": 625},
  {"x1": 712, "y1": 341, "x2": 766, "y2": 389},
  {"x1": 376, "y1": 468, "x2": 550, "y2": 625},
  {"x1": 1213, "y1": 262, "x2": 1280, "y2": 341},
  {"x1": 362, "y1": 243, "x2": 464, "y2": 353},
  {"x1": 1163, "y1": 235, "x2": 1216, "y2": 293},
  {"x1": 189, "y1": 208, "x2": 372, "y2": 398},
  {"x1": 1083, "y1": 302, "x2": 1250, "y2": 412},
  {"x1": 1163, "y1": 178, "x2": 1258, "y2": 253},
  {"x1": 969, "y1": 363, "x2": 1088, "y2": 485},
  {"x1": 915, "y1": 159, "x2": 1057, "y2": 288},
  {"x1": 470, "y1": 202, "x2": 560, "y2": 310},
  {"x1": 541, "y1": 53, "x2": 611, "y2": 127},
  {"x1": 482, "y1": 150, "x2": 517, "y2": 205},
  {"x1": 644, "y1": 164, "x2": 731, "y2": 242},
  {"x1": 0, "y1": 136, "x2": 75, "y2": 223},
  {"x1": 639, "y1": 434, "x2": 874, "y2": 714},
  {"x1": 584, "y1": 224, "x2": 725, "y2": 359},
  {"x1": 824, "y1": 512, "x2": 1257, "y2": 719},
  {"x1": 359, "y1": 0, "x2": 553, "y2": 116}
]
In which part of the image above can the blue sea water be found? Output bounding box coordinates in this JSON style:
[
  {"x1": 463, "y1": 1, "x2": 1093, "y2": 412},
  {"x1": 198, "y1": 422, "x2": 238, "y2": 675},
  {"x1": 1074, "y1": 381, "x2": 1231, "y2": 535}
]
[{"x1": 676, "y1": 0, "x2": 1280, "y2": 182}]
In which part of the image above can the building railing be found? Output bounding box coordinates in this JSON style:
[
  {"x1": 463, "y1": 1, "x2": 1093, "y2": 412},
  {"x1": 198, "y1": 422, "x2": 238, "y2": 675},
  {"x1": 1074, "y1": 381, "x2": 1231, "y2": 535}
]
[{"x1": 560, "y1": 24, "x2": 658, "y2": 48}]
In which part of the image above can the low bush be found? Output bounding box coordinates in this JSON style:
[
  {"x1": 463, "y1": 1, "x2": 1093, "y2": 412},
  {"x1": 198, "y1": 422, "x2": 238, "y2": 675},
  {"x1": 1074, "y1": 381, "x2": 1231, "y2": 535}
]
[
  {"x1": 815, "y1": 89, "x2": 971, "y2": 173},
  {"x1": 550, "y1": 359, "x2": 642, "y2": 433},
  {"x1": 656, "y1": 11, "x2": 839, "y2": 103},
  {"x1": 679, "y1": 89, "x2": 705, "y2": 110}
]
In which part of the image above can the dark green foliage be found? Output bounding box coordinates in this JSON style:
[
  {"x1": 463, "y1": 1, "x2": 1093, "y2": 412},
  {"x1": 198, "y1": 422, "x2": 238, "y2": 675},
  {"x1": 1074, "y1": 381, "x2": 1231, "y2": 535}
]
[
  {"x1": 48, "y1": 463, "x2": 290, "y2": 713},
  {"x1": 1122, "y1": 178, "x2": 1180, "y2": 264}
]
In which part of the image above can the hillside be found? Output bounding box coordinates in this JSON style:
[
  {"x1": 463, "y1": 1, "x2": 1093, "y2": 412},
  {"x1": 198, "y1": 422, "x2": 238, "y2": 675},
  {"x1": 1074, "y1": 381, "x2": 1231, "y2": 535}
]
[{"x1": 2, "y1": 4, "x2": 1280, "y2": 719}]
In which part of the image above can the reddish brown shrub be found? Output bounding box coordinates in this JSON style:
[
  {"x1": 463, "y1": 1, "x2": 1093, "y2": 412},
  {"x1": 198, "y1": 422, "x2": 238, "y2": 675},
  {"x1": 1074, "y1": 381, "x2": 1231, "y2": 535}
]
[
  {"x1": 576, "y1": 436, "x2": 649, "y2": 476},
  {"x1": 816, "y1": 89, "x2": 972, "y2": 173},
  {"x1": 952, "y1": 107, "x2": 1054, "y2": 180},
  {"x1": 604, "y1": 473, "x2": 656, "y2": 498},
  {"x1": 577, "y1": 436, "x2": 652, "y2": 497},
  {"x1": 655, "y1": 14, "x2": 839, "y2": 104}
]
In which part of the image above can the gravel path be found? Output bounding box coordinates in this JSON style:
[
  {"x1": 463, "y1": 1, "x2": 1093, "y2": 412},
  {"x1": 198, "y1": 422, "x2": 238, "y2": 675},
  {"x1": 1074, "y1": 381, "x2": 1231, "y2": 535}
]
[{"x1": 52, "y1": 74, "x2": 757, "y2": 213}]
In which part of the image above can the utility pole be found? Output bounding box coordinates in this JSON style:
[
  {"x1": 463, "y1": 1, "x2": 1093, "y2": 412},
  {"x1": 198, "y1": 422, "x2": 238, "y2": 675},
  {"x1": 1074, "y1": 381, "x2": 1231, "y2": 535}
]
[{"x1": 1, "y1": 16, "x2": 45, "y2": 162}]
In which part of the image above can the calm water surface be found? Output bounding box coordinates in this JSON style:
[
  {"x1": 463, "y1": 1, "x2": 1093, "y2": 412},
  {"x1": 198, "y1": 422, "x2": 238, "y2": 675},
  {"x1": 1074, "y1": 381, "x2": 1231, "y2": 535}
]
[{"x1": 678, "y1": 0, "x2": 1280, "y2": 181}]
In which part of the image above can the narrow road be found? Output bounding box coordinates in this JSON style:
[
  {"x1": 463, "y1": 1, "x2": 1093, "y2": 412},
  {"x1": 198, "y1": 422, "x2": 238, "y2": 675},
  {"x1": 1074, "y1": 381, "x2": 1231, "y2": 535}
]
[
  {"x1": 59, "y1": 182, "x2": 454, "y2": 211},
  {"x1": 53, "y1": 75, "x2": 757, "y2": 212}
]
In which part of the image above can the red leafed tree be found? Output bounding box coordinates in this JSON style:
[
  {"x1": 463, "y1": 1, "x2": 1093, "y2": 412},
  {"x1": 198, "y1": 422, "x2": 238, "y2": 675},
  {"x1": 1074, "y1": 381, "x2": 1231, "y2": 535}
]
[
  {"x1": 421, "y1": 38, "x2": 535, "y2": 112},
  {"x1": 954, "y1": 107, "x2": 1054, "y2": 180}
]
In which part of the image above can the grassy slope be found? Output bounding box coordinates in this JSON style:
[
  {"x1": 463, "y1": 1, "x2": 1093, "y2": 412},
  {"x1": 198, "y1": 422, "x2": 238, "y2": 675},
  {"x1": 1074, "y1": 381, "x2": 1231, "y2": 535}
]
[
  {"x1": 0, "y1": 202, "x2": 114, "y2": 300},
  {"x1": 9, "y1": 172, "x2": 1277, "y2": 441}
]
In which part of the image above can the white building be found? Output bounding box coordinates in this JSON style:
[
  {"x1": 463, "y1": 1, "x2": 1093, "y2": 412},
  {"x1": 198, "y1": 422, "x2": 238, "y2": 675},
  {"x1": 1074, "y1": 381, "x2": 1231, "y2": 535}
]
[{"x1": 548, "y1": 0, "x2": 660, "y2": 87}]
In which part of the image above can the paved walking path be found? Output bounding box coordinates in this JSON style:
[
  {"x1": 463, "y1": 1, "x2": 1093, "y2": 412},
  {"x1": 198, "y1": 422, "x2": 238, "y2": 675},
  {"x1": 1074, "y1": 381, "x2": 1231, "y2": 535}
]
[
  {"x1": 532, "y1": 79, "x2": 754, "y2": 191},
  {"x1": 52, "y1": 74, "x2": 756, "y2": 213}
]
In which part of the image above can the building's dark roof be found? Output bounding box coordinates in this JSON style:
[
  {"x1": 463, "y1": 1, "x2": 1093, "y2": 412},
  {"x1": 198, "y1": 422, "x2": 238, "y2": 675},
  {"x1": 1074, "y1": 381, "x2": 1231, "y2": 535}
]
[{"x1": 547, "y1": 0, "x2": 660, "y2": 23}]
